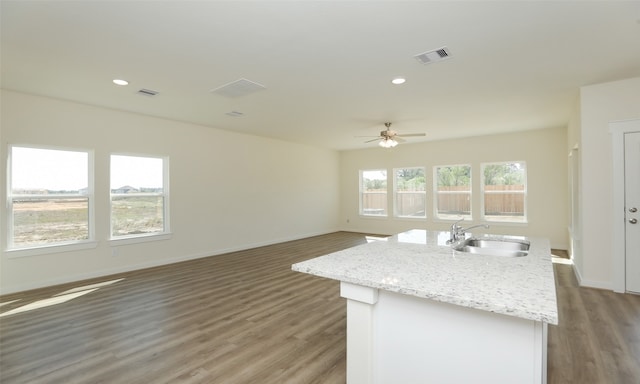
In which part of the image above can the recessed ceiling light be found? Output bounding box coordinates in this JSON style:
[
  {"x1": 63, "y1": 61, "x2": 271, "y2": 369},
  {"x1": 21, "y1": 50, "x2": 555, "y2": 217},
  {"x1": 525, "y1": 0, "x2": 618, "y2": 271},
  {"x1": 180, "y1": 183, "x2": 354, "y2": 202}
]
[
  {"x1": 113, "y1": 79, "x2": 129, "y2": 86},
  {"x1": 391, "y1": 77, "x2": 406, "y2": 85}
]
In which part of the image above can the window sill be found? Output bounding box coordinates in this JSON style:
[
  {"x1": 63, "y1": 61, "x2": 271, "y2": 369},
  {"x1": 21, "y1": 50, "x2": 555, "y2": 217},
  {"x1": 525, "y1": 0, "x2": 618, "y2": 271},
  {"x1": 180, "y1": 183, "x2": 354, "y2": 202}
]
[
  {"x1": 393, "y1": 216, "x2": 427, "y2": 221},
  {"x1": 483, "y1": 220, "x2": 529, "y2": 226},
  {"x1": 6, "y1": 241, "x2": 98, "y2": 258},
  {"x1": 359, "y1": 214, "x2": 389, "y2": 220},
  {"x1": 432, "y1": 218, "x2": 474, "y2": 224},
  {"x1": 109, "y1": 232, "x2": 172, "y2": 246}
]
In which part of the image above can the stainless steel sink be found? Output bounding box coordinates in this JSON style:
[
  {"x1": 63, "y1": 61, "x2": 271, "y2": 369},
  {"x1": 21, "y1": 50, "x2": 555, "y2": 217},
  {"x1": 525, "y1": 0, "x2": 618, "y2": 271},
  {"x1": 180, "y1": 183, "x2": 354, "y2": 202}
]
[{"x1": 454, "y1": 237, "x2": 530, "y2": 257}]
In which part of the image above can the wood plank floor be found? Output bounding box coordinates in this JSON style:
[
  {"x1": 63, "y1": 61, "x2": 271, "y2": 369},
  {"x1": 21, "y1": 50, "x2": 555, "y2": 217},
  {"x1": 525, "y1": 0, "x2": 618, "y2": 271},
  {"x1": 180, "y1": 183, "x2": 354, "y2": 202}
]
[
  {"x1": 1, "y1": 232, "x2": 639, "y2": 383},
  {"x1": 547, "y1": 254, "x2": 640, "y2": 384}
]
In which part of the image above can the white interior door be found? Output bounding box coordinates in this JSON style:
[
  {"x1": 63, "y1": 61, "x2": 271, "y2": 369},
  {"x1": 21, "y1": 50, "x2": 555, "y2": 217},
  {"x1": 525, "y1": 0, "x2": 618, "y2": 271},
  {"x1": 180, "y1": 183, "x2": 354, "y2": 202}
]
[{"x1": 625, "y1": 131, "x2": 640, "y2": 293}]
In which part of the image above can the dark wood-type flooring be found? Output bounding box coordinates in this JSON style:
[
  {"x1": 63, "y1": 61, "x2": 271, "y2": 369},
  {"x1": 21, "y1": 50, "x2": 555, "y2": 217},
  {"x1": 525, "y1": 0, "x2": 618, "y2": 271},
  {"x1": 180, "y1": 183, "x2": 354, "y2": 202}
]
[{"x1": 1, "y1": 232, "x2": 639, "y2": 383}]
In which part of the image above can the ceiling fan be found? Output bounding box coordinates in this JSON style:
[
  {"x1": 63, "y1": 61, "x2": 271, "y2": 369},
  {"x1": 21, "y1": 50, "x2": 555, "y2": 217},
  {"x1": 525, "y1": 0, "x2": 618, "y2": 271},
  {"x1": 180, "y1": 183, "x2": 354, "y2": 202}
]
[{"x1": 361, "y1": 122, "x2": 426, "y2": 148}]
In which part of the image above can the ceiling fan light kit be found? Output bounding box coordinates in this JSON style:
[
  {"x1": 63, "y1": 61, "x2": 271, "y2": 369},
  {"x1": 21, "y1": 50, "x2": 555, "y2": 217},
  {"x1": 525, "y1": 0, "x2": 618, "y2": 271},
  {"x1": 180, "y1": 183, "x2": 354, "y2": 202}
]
[{"x1": 379, "y1": 138, "x2": 398, "y2": 148}]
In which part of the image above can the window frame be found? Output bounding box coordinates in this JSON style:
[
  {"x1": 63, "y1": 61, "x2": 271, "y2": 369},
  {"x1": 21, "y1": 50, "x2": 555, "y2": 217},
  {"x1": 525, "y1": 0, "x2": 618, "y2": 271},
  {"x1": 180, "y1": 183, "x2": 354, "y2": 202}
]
[
  {"x1": 480, "y1": 161, "x2": 528, "y2": 224},
  {"x1": 109, "y1": 153, "x2": 171, "y2": 244},
  {"x1": 359, "y1": 169, "x2": 388, "y2": 217},
  {"x1": 393, "y1": 166, "x2": 427, "y2": 219},
  {"x1": 6, "y1": 144, "x2": 96, "y2": 256},
  {"x1": 433, "y1": 164, "x2": 473, "y2": 221}
]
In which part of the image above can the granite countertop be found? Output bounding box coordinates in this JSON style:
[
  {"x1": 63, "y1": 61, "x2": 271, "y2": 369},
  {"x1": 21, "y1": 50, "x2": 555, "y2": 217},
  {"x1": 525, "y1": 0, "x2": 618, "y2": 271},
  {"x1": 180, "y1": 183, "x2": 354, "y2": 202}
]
[{"x1": 291, "y1": 229, "x2": 558, "y2": 324}]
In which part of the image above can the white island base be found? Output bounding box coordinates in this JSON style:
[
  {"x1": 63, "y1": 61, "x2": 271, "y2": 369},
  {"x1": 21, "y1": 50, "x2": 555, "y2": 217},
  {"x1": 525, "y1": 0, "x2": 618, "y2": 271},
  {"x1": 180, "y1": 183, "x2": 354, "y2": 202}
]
[{"x1": 341, "y1": 282, "x2": 547, "y2": 384}]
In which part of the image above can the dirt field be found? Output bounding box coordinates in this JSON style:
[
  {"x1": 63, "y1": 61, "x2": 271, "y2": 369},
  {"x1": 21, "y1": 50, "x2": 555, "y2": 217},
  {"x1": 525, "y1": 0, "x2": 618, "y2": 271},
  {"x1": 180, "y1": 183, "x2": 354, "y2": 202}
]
[{"x1": 12, "y1": 199, "x2": 88, "y2": 211}]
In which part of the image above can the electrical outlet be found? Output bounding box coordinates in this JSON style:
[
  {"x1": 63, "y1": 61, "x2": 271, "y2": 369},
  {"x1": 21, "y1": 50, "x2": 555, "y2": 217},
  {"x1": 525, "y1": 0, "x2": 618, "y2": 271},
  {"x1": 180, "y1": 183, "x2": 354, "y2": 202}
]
[{"x1": 111, "y1": 247, "x2": 119, "y2": 257}]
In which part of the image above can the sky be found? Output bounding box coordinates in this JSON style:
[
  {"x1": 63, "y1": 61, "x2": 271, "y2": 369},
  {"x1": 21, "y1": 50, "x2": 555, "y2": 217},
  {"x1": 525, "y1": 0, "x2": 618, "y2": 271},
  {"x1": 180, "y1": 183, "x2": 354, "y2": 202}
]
[
  {"x1": 110, "y1": 155, "x2": 163, "y2": 189},
  {"x1": 11, "y1": 147, "x2": 163, "y2": 192},
  {"x1": 362, "y1": 170, "x2": 386, "y2": 180}
]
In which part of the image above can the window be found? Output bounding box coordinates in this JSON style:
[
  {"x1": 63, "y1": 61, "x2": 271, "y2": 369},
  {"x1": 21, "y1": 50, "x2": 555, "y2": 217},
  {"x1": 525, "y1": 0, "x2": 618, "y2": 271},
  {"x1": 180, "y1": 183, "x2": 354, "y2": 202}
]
[
  {"x1": 481, "y1": 162, "x2": 527, "y2": 223},
  {"x1": 394, "y1": 167, "x2": 426, "y2": 218},
  {"x1": 7, "y1": 146, "x2": 93, "y2": 250},
  {"x1": 434, "y1": 165, "x2": 472, "y2": 220},
  {"x1": 360, "y1": 169, "x2": 387, "y2": 216},
  {"x1": 110, "y1": 154, "x2": 169, "y2": 238}
]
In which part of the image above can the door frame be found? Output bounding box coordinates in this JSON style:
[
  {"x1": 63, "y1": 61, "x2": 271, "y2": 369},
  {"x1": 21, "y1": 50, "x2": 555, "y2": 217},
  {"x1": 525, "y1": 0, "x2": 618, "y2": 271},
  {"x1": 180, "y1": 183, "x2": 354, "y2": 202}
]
[{"x1": 611, "y1": 119, "x2": 640, "y2": 293}]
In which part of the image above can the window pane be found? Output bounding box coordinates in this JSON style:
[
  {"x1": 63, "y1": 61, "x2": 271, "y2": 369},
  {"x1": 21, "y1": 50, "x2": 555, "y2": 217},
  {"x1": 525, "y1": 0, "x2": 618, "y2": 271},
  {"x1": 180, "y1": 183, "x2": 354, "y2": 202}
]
[
  {"x1": 395, "y1": 167, "x2": 426, "y2": 218},
  {"x1": 482, "y1": 162, "x2": 526, "y2": 222},
  {"x1": 110, "y1": 154, "x2": 167, "y2": 237},
  {"x1": 111, "y1": 196, "x2": 164, "y2": 236},
  {"x1": 9, "y1": 146, "x2": 91, "y2": 249},
  {"x1": 11, "y1": 147, "x2": 88, "y2": 193},
  {"x1": 111, "y1": 155, "x2": 163, "y2": 192},
  {"x1": 361, "y1": 170, "x2": 387, "y2": 216},
  {"x1": 12, "y1": 197, "x2": 89, "y2": 247},
  {"x1": 435, "y1": 165, "x2": 471, "y2": 220}
]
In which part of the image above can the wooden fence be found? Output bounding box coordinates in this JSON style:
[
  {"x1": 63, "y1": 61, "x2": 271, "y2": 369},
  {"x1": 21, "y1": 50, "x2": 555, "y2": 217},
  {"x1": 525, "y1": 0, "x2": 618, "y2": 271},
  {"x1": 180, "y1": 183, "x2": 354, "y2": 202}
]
[
  {"x1": 481, "y1": 185, "x2": 525, "y2": 216},
  {"x1": 396, "y1": 192, "x2": 426, "y2": 217},
  {"x1": 363, "y1": 185, "x2": 525, "y2": 216},
  {"x1": 362, "y1": 192, "x2": 387, "y2": 215}
]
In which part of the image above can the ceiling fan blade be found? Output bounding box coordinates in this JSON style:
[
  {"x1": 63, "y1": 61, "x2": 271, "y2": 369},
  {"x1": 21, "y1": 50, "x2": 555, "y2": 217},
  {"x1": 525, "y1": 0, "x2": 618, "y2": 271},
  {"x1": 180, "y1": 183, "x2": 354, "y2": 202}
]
[
  {"x1": 397, "y1": 133, "x2": 426, "y2": 137},
  {"x1": 395, "y1": 137, "x2": 406, "y2": 143},
  {"x1": 364, "y1": 138, "x2": 381, "y2": 143},
  {"x1": 354, "y1": 135, "x2": 382, "y2": 138}
]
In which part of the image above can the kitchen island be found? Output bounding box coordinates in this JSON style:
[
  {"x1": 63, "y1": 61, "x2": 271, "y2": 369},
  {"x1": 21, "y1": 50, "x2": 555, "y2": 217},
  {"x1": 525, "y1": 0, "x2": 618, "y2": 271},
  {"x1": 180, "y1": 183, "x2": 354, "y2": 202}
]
[{"x1": 292, "y1": 229, "x2": 558, "y2": 384}]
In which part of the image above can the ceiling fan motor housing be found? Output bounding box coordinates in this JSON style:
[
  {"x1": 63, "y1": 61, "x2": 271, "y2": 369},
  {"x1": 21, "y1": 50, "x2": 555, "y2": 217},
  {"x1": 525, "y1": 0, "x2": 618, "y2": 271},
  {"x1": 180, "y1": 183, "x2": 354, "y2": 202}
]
[{"x1": 381, "y1": 130, "x2": 396, "y2": 138}]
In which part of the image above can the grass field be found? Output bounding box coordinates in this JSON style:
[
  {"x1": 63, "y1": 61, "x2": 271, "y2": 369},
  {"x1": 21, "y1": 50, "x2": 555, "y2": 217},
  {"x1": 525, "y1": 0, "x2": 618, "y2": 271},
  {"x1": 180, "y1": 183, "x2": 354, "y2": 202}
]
[
  {"x1": 12, "y1": 199, "x2": 89, "y2": 247},
  {"x1": 11, "y1": 197, "x2": 164, "y2": 247},
  {"x1": 111, "y1": 196, "x2": 164, "y2": 236}
]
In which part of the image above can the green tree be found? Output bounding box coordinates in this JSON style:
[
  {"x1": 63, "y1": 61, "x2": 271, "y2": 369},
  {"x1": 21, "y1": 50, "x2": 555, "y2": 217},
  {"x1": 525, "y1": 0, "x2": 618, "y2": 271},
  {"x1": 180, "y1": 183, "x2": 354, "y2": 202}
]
[
  {"x1": 437, "y1": 166, "x2": 470, "y2": 187},
  {"x1": 364, "y1": 178, "x2": 386, "y2": 191},
  {"x1": 396, "y1": 168, "x2": 425, "y2": 191},
  {"x1": 484, "y1": 163, "x2": 524, "y2": 185}
]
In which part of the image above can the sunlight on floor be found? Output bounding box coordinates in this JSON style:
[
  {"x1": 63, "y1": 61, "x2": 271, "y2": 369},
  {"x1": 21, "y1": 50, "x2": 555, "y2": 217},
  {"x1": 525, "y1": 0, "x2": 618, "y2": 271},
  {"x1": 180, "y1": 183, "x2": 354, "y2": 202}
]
[
  {"x1": 0, "y1": 299, "x2": 21, "y2": 308},
  {"x1": 0, "y1": 289, "x2": 99, "y2": 317},
  {"x1": 55, "y1": 278, "x2": 124, "y2": 296},
  {"x1": 551, "y1": 256, "x2": 573, "y2": 265},
  {"x1": 0, "y1": 278, "x2": 125, "y2": 318}
]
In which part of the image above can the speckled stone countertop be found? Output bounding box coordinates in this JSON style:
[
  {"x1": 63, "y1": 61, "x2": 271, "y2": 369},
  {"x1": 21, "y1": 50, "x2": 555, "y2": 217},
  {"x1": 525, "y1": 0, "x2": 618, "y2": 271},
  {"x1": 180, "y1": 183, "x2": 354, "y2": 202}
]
[{"x1": 292, "y1": 229, "x2": 558, "y2": 324}]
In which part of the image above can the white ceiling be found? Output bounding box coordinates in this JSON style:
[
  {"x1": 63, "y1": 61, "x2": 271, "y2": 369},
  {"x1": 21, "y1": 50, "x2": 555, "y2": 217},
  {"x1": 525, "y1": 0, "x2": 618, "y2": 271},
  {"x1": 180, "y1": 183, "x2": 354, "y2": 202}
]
[{"x1": 2, "y1": 1, "x2": 640, "y2": 150}]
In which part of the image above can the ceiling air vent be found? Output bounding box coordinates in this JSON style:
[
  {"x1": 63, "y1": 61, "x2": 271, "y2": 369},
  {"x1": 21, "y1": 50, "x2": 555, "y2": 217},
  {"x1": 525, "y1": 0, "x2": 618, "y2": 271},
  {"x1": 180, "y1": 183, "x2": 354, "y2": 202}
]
[
  {"x1": 414, "y1": 46, "x2": 452, "y2": 65},
  {"x1": 137, "y1": 88, "x2": 159, "y2": 97},
  {"x1": 210, "y1": 78, "x2": 266, "y2": 98}
]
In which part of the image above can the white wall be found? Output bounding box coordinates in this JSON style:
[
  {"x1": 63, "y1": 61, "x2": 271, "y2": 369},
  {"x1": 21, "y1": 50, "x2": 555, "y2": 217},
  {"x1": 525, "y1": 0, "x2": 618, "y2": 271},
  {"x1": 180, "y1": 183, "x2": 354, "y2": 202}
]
[
  {"x1": 575, "y1": 76, "x2": 640, "y2": 289},
  {"x1": 0, "y1": 90, "x2": 341, "y2": 294},
  {"x1": 339, "y1": 128, "x2": 569, "y2": 249}
]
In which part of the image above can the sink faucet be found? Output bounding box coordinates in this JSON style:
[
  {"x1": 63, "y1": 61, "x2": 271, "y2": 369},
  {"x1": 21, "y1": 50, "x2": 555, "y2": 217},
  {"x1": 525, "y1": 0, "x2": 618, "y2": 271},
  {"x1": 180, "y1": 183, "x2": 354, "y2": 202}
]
[{"x1": 447, "y1": 219, "x2": 490, "y2": 244}]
